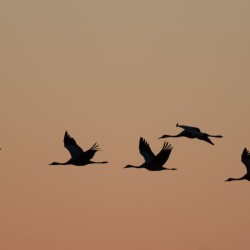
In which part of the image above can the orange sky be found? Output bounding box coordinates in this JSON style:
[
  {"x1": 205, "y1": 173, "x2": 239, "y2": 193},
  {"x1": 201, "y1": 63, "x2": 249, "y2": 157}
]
[{"x1": 1, "y1": 1, "x2": 250, "y2": 249}]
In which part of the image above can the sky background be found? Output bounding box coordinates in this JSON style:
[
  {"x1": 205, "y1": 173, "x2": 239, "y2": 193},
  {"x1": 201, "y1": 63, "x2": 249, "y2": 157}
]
[{"x1": 1, "y1": 1, "x2": 250, "y2": 249}]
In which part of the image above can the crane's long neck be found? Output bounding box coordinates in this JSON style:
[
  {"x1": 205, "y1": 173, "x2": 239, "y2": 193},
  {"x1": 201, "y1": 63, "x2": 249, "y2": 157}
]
[
  {"x1": 124, "y1": 164, "x2": 143, "y2": 169},
  {"x1": 159, "y1": 133, "x2": 183, "y2": 139},
  {"x1": 89, "y1": 161, "x2": 108, "y2": 164},
  {"x1": 225, "y1": 176, "x2": 246, "y2": 182},
  {"x1": 49, "y1": 161, "x2": 69, "y2": 165},
  {"x1": 167, "y1": 134, "x2": 182, "y2": 137}
]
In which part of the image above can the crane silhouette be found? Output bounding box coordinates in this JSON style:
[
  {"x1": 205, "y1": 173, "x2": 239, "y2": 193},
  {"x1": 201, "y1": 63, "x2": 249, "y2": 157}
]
[
  {"x1": 159, "y1": 123, "x2": 223, "y2": 145},
  {"x1": 225, "y1": 148, "x2": 250, "y2": 182},
  {"x1": 124, "y1": 137, "x2": 176, "y2": 171},
  {"x1": 49, "y1": 131, "x2": 108, "y2": 166}
]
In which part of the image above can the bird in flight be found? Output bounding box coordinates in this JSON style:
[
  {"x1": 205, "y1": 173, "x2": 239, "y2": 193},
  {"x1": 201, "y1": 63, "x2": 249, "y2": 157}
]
[
  {"x1": 49, "y1": 131, "x2": 108, "y2": 166},
  {"x1": 124, "y1": 137, "x2": 176, "y2": 171},
  {"x1": 159, "y1": 123, "x2": 223, "y2": 145},
  {"x1": 225, "y1": 148, "x2": 250, "y2": 182}
]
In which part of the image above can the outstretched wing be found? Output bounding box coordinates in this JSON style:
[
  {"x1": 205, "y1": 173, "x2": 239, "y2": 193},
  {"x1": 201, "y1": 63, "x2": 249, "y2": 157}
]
[
  {"x1": 139, "y1": 137, "x2": 155, "y2": 163},
  {"x1": 152, "y1": 142, "x2": 173, "y2": 167},
  {"x1": 177, "y1": 123, "x2": 201, "y2": 132},
  {"x1": 202, "y1": 137, "x2": 214, "y2": 145},
  {"x1": 64, "y1": 131, "x2": 84, "y2": 159},
  {"x1": 83, "y1": 143, "x2": 100, "y2": 160},
  {"x1": 241, "y1": 147, "x2": 250, "y2": 173}
]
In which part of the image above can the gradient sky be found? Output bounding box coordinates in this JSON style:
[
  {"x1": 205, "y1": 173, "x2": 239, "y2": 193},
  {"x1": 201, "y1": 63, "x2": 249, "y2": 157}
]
[{"x1": 1, "y1": 1, "x2": 250, "y2": 249}]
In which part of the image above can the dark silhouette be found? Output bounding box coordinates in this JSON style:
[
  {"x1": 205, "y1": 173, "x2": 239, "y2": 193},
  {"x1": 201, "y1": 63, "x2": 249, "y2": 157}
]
[
  {"x1": 124, "y1": 137, "x2": 176, "y2": 171},
  {"x1": 159, "y1": 123, "x2": 223, "y2": 145},
  {"x1": 50, "y1": 131, "x2": 108, "y2": 166},
  {"x1": 225, "y1": 148, "x2": 250, "y2": 182}
]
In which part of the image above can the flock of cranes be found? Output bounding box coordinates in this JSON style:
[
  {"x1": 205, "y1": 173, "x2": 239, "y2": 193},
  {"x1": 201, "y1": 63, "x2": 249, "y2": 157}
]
[{"x1": 48, "y1": 123, "x2": 250, "y2": 182}]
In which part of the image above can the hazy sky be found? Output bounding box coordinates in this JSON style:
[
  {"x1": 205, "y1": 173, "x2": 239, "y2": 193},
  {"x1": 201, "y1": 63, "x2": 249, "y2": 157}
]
[{"x1": 1, "y1": 1, "x2": 250, "y2": 249}]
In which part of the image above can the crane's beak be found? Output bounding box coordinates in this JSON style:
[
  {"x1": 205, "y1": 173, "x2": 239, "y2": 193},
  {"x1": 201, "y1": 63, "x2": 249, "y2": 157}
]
[{"x1": 158, "y1": 135, "x2": 166, "y2": 139}]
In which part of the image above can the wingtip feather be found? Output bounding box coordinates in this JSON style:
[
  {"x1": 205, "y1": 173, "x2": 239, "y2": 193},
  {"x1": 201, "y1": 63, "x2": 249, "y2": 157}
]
[{"x1": 162, "y1": 141, "x2": 173, "y2": 151}]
